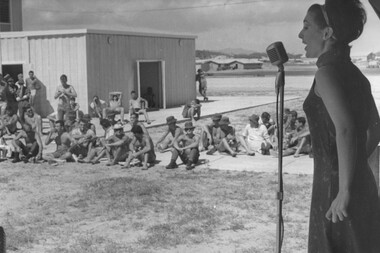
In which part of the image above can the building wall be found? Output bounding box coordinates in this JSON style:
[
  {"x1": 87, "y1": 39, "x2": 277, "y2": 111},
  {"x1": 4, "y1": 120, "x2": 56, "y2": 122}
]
[
  {"x1": 0, "y1": 34, "x2": 88, "y2": 117},
  {"x1": 86, "y1": 33, "x2": 196, "y2": 110}
]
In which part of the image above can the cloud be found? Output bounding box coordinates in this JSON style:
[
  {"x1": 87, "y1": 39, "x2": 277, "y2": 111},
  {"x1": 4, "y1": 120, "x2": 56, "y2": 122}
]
[{"x1": 21, "y1": 0, "x2": 380, "y2": 55}]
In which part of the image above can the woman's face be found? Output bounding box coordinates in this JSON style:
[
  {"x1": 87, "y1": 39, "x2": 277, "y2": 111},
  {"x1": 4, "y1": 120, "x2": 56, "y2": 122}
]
[{"x1": 298, "y1": 10, "x2": 325, "y2": 58}]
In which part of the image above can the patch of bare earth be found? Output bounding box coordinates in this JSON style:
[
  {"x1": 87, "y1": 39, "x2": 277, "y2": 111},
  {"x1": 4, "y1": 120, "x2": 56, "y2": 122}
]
[{"x1": 1, "y1": 98, "x2": 313, "y2": 252}]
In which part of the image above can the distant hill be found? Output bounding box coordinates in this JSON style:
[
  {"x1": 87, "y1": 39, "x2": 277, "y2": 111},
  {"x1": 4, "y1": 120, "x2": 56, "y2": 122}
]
[{"x1": 196, "y1": 49, "x2": 303, "y2": 60}]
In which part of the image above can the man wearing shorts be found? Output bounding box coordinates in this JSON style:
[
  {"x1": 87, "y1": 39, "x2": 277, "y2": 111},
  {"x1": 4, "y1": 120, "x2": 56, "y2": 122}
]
[{"x1": 44, "y1": 120, "x2": 72, "y2": 163}]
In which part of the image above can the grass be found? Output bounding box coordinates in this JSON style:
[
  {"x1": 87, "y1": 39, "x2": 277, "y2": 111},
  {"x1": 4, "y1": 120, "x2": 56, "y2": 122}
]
[{"x1": 1, "y1": 92, "x2": 313, "y2": 252}]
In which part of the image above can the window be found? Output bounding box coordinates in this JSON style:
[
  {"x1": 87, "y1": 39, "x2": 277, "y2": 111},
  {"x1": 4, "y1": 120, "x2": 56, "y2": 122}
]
[{"x1": 0, "y1": 0, "x2": 10, "y2": 23}]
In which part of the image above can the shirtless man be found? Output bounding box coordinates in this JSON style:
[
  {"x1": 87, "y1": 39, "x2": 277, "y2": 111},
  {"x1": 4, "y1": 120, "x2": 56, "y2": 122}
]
[
  {"x1": 44, "y1": 120, "x2": 72, "y2": 164},
  {"x1": 122, "y1": 125, "x2": 155, "y2": 170},
  {"x1": 12, "y1": 123, "x2": 43, "y2": 163},
  {"x1": 156, "y1": 116, "x2": 183, "y2": 152},
  {"x1": 103, "y1": 123, "x2": 130, "y2": 166},
  {"x1": 54, "y1": 74, "x2": 77, "y2": 121},
  {"x1": 129, "y1": 112, "x2": 149, "y2": 135},
  {"x1": 200, "y1": 113, "x2": 222, "y2": 151},
  {"x1": 166, "y1": 121, "x2": 200, "y2": 170},
  {"x1": 24, "y1": 106, "x2": 42, "y2": 135},
  {"x1": 61, "y1": 119, "x2": 95, "y2": 162},
  {"x1": 129, "y1": 90, "x2": 151, "y2": 124}
]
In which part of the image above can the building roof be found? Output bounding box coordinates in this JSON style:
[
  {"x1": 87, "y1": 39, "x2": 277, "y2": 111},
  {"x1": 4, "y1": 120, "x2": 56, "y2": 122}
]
[
  {"x1": 0, "y1": 28, "x2": 197, "y2": 40},
  {"x1": 196, "y1": 58, "x2": 263, "y2": 65}
]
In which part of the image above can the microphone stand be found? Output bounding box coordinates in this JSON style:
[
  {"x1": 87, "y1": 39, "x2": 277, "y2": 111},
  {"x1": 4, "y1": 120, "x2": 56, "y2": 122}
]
[{"x1": 275, "y1": 65, "x2": 285, "y2": 253}]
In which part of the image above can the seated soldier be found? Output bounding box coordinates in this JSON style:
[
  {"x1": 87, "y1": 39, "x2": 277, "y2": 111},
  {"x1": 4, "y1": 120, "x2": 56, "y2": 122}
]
[
  {"x1": 82, "y1": 114, "x2": 96, "y2": 135},
  {"x1": 80, "y1": 118, "x2": 114, "y2": 164},
  {"x1": 129, "y1": 112, "x2": 149, "y2": 135},
  {"x1": 44, "y1": 120, "x2": 72, "y2": 164},
  {"x1": 61, "y1": 119, "x2": 96, "y2": 162},
  {"x1": 0, "y1": 135, "x2": 10, "y2": 160},
  {"x1": 200, "y1": 113, "x2": 222, "y2": 151},
  {"x1": 156, "y1": 116, "x2": 183, "y2": 152},
  {"x1": 238, "y1": 114, "x2": 272, "y2": 156},
  {"x1": 142, "y1": 87, "x2": 155, "y2": 108},
  {"x1": 206, "y1": 116, "x2": 238, "y2": 157},
  {"x1": 103, "y1": 92, "x2": 125, "y2": 122},
  {"x1": 89, "y1": 95, "x2": 107, "y2": 119},
  {"x1": 182, "y1": 99, "x2": 201, "y2": 123},
  {"x1": 129, "y1": 90, "x2": 151, "y2": 124},
  {"x1": 271, "y1": 117, "x2": 311, "y2": 158},
  {"x1": 122, "y1": 125, "x2": 155, "y2": 170},
  {"x1": 106, "y1": 111, "x2": 118, "y2": 126},
  {"x1": 260, "y1": 112, "x2": 276, "y2": 136},
  {"x1": 67, "y1": 97, "x2": 83, "y2": 122},
  {"x1": 103, "y1": 123, "x2": 130, "y2": 166},
  {"x1": 12, "y1": 123, "x2": 43, "y2": 163},
  {"x1": 166, "y1": 121, "x2": 200, "y2": 170},
  {"x1": 24, "y1": 106, "x2": 42, "y2": 135},
  {"x1": 0, "y1": 107, "x2": 18, "y2": 136}
]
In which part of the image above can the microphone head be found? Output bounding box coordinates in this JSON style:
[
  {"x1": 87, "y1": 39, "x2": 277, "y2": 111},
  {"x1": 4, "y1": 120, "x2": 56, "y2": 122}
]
[{"x1": 266, "y1": 41, "x2": 289, "y2": 66}]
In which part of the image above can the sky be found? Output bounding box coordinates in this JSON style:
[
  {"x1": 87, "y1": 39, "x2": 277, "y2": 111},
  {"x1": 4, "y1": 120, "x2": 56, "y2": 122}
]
[{"x1": 22, "y1": 0, "x2": 380, "y2": 56}]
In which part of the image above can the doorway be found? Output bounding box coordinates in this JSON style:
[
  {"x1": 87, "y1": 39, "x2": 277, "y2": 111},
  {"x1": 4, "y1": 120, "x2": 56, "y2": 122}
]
[
  {"x1": 2, "y1": 64, "x2": 23, "y2": 81},
  {"x1": 137, "y1": 60, "x2": 165, "y2": 109}
]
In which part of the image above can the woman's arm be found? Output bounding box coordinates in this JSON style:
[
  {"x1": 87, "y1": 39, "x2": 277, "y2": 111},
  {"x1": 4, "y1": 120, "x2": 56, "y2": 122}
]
[
  {"x1": 315, "y1": 67, "x2": 356, "y2": 223},
  {"x1": 366, "y1": 95, "x2": 380, "y2": 157}
]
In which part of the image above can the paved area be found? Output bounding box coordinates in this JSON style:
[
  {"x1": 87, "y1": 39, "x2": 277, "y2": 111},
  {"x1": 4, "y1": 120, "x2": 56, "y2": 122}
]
[{"x1": 41, "y1": 95, "x2": 314, "y2": 175}]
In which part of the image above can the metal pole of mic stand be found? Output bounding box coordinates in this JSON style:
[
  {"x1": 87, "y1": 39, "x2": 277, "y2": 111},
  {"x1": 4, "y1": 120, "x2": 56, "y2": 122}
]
[{"x1": 275, "y1": 65, "x2": 285, "y2": 253}]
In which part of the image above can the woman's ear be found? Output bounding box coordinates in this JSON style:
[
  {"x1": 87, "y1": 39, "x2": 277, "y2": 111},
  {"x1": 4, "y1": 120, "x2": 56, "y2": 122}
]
[{"x1": 323, "y1": 27, "x2": 334, "y2": 40}]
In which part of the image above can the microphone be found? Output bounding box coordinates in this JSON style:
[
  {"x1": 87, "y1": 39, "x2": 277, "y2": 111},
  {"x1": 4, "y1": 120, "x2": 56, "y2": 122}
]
[{"x1": 266, "y1": 41, "x2": 289, "y2": 67}]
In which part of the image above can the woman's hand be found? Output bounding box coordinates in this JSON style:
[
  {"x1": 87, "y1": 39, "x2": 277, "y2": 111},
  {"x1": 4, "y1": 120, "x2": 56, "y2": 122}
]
[{"x1": 325, "y1": 190, "x2": 350, "y2": 223}]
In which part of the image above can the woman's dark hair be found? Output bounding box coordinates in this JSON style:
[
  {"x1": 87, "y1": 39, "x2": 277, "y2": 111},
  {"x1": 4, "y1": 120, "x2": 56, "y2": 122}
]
[{"x1": 308, "y1": 0, "x2": 366, "y2": 45}]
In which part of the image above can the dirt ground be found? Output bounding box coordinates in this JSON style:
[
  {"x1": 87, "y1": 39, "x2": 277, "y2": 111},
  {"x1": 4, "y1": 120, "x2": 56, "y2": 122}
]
[{"x1": 0, "y1": 96, "x2": 316, "y2": 253}]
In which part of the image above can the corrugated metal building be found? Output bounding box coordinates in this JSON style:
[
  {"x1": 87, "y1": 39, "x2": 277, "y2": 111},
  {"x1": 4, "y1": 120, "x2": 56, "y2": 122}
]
[{"x1": 0, "y1": 29, "x2": 197, "y2": 117}]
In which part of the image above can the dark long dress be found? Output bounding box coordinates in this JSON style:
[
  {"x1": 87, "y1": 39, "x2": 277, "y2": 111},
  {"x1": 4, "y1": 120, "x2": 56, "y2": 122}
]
[{"x1": 303, "y1": 48, "x2": 380, "y2": 253}]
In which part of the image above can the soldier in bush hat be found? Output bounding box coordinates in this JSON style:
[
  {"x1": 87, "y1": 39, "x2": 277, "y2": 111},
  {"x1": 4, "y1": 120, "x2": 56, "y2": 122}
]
[
  {"x1": 156, "y1": 116, "x2": 183, "y2": 152},
  {"x1": 200, "y1": 113, "x2": 222, "y2": 151},
  {"x1": 166, "y1": 121, "x2": 200, "y2": 170},
  {"x1": 206, "y1": 116, "x2": 238, "y2": 157}
]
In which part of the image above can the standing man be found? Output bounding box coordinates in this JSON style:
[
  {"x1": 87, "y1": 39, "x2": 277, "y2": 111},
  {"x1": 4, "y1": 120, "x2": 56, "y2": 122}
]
[
  {"x1": 0, "y1": 74, "x2": 8, "y2": 116},
  {"x1": 16, "y1": 76, "x2": 31, "y2": 123},
  {"x1": 25, "y1": 71, "x2": 41, "y2": 109},
  {"x1": 54, "y1": 74, "x2": 77, "y2": 121},
  {"x1": 196, "y1": 69, "x2": 208, "y2": 101},
  {"x1": 166, "y1": 121, "x2": 200, "y2": 170}
]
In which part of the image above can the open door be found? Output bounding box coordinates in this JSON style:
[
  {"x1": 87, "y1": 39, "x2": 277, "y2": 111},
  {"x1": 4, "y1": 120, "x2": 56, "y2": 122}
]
[
  {"x1": 2, "y1": 64, "x2": 23, "y2": 81},
  {"x1": 137, "y1": 60, "x2": 166, "y2": 109}
]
